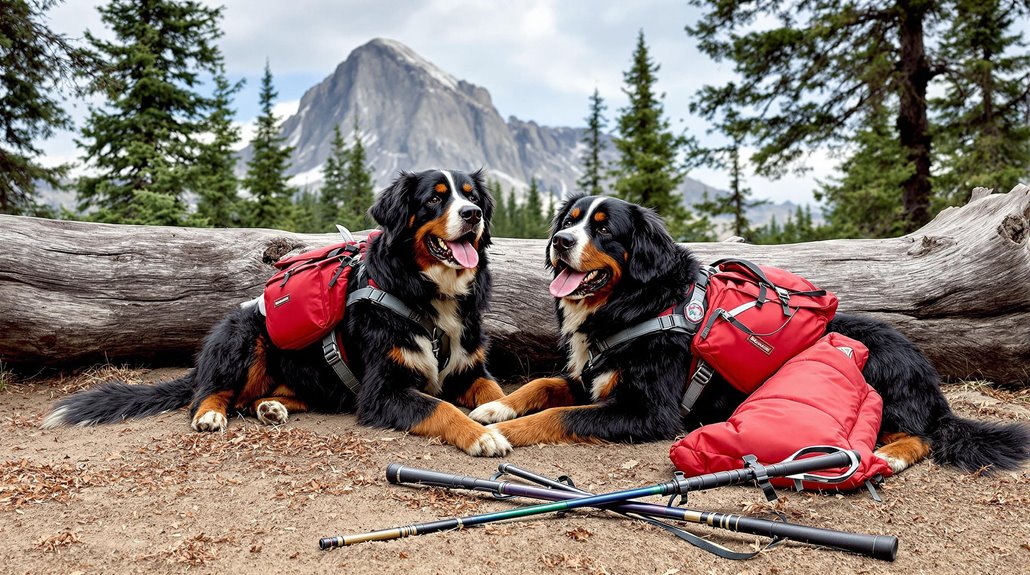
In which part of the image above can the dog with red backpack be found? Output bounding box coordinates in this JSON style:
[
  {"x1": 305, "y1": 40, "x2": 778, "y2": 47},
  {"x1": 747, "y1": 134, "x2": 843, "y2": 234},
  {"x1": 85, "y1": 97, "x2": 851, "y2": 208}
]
[
  {"x1": 44, "y1": 169, "x2": 514, "y2": 457},
  {"x1": 470, "y1": 193, "x2": 1030, "y2": 474}
]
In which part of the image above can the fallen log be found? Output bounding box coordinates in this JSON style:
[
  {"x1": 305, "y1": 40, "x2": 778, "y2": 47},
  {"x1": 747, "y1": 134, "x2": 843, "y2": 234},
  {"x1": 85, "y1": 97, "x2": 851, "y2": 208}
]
[{"x1": 1, "y1": 185, "x2": 1028, "y2": 385}]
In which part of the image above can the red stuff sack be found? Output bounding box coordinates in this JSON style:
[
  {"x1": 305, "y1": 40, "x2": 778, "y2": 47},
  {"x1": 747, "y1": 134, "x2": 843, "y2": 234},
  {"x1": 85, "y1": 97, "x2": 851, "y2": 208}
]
[
  {"x1": 262, "y1": 233, "x2": 375, "y2": 350},
  {"x1": 670, "y1": 333, "x2": 893, "y2": 491},
  {"x1": 692, "y1": 259, "x2": 838, "y2": 394}
]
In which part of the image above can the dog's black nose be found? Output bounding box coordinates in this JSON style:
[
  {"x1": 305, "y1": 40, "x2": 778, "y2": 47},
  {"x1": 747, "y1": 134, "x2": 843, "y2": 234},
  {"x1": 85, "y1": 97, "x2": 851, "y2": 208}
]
[
  {"x1": 460, "y1": 205, "x2": 482, "y2": 224},
  {"x1": 552, "y1": 232, "x2": 576, "y2": 251}
]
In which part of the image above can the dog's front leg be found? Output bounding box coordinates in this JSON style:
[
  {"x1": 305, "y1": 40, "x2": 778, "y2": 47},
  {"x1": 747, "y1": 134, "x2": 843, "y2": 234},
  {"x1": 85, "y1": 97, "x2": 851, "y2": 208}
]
[
  {"x1": 469, "y1": 376, "x2": 579, "y2": 424},
  {"x1": 490, "y1": 401, "x2": 680, "y2": 447}
]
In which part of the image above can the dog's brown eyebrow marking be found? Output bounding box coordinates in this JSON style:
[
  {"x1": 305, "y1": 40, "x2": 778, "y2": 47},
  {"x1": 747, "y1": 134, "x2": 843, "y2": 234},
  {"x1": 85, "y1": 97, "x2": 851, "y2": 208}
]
[
  {"x1": 593, "y1": 211, "x2": 606, "y2": 222},
  {"x1": 570, "y1": 207, "x2": 581, "y2": 218},
  {"x1": 462, "y1": 182, "x2": 473, "y2": 192},
  {"x1": 434, "y1": 183, "x2": 448, "y2": 193}
]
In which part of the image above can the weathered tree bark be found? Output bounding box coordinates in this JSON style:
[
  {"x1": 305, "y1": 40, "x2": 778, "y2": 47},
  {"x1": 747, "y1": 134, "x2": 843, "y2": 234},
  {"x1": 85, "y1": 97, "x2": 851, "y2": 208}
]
[{"x1": 1, "y1": 185, "x2": 1028, "y2": 385}]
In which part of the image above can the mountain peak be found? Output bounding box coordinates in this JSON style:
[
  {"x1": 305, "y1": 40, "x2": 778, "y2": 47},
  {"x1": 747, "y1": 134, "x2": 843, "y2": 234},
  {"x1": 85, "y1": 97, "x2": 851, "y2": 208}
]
[{"x1": 357, "y1": 38, "x2": 460, "y2": 92}]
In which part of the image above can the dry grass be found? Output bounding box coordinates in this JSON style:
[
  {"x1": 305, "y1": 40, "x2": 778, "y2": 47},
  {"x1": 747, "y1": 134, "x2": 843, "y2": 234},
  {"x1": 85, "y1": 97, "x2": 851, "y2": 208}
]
[{"x1": 57, "y1": 364, "x2": 148, "y2": 394}]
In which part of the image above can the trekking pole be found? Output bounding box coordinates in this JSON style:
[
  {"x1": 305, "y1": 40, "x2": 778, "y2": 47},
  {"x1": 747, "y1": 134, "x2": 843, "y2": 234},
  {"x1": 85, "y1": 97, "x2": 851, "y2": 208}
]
[
  {"x1": 492, "y1": 463, "x2": 897, "y2": 560},
  {"x1": 319, "y1": 449, "x2": 894, "y2": 560}
]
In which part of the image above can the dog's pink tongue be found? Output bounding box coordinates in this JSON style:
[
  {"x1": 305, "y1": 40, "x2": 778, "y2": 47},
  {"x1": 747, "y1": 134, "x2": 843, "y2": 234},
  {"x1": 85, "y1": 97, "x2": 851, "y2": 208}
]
[
  {"x1": 446, "y1": 241, "x2": 479, "y2": 268},
  {"x1": 549, "y1": 269, "x2": 588, "y2": 298}
]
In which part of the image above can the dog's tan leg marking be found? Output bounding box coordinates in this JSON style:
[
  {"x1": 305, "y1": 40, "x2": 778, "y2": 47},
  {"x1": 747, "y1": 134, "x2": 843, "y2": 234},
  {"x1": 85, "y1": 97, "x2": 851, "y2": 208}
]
[
  {"x1": 412, "y1": 401, "x2": 512, "y2": 457},
  {"x1": 191, "y1": 390, "x2": 234, "y2": 432},
  {"x1": 457, "y1": 377, "x2": 505, "y2": 409},
  {"x1": 470, "y1": 377, "x2": 576, "y2": 424},
  {"x1": 489, "y1": 406, "x2": 602, "y2": 447},
  {"x1": 875, "y1": 432, "x2": 932, "y2": 474}
]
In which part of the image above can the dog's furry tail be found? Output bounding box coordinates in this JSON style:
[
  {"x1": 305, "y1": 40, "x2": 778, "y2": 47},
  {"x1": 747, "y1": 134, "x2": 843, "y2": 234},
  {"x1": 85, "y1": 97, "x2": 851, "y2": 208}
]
[
  {"x1": 42, "y1": 372, "x2": 195, "y2": 428},
  {"x1": 931, "y1": 413, "x2": 1030, "y2": 473}
]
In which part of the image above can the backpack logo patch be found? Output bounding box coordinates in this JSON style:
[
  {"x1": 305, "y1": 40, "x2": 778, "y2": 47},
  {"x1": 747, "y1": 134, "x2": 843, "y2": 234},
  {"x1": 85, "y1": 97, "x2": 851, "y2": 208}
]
[
  {"x1": 836, "y1": 346, "x2": 854, "y2": 358},
  {"x1": 747, "y1": 335, "x2": 774, "y2": 355},
  {"x1": 274, "y1": 295, "x2": 291, "y2": 308},
  {"x1": 686, "y1": 302, "x2": 705, "y2": 323}
]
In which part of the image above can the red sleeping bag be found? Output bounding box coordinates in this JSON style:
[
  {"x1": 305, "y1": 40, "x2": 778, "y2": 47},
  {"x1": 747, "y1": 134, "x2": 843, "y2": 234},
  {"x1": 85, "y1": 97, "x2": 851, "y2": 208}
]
[{"x1": 669, "y1": 332, "x2": 893, "y2": 491}]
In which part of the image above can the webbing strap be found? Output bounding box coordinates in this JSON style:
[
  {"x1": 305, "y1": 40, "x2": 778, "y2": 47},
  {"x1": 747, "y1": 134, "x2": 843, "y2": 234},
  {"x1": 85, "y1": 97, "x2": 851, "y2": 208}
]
[
  {"x1": 591, "y1": 314, "x2": 693, "y2": 356},
  {"x1": 680, "y1": 360, "x2": 714, "y2": 416},
  {"x1": 326, "y1": 280, "x2": 452, "y2": 395},
  {"x1": 347, "y1": 285, "x2": 450, "y2": 371},
  {"x1": 322, "y1": 332, "x2": 362, "y2": 397}
]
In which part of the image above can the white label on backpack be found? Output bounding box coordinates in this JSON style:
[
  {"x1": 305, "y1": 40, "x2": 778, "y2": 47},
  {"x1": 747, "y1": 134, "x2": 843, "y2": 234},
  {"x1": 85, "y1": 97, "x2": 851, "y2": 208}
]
[
  {"x1": 836, "y1": 346, "x2": 854, "y2": 358},
  {"x1": 274, "y1": 295, "x2": 290, "y2": 308},
  {"x1": 748, "y1": 335, "x2": 774, "y2": 355}
]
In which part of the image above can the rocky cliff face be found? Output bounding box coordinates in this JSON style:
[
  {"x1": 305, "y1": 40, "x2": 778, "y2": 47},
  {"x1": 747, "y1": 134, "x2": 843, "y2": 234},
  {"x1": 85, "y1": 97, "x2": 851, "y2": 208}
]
[
  {"x1": 236, "y1": 37, "x2": 803, "y2": 227},
  {"x1": 245, "y1": 38, "x2": 578, "y2": 195}
]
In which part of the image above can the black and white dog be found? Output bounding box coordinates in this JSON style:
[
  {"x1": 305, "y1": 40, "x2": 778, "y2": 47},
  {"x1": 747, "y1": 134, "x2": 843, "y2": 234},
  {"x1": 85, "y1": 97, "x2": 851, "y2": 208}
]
[
  {"x1": 45, "y1": 170, "x2": 513, "y2": 456},
  {"x1": 472, "y1": 193, "x2": 1029, "y2": 473}
]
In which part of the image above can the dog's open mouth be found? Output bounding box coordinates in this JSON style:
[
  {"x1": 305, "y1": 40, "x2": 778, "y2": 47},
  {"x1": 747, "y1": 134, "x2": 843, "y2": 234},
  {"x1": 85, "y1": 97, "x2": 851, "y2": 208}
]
[
  {"x1": 550, "y1": 263, "x2": 611, "y2": 298},
  {"x1": 426, "y1": 233, "x2": 479, "y2": 269}
]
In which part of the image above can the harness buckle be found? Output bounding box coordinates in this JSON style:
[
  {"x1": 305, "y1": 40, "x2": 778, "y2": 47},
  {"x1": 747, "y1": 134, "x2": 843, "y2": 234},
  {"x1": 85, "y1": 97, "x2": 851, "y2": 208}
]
[
  {"x1": 431, "y1": 328, "x2": 443, "y2": 357},
  {"x1": 323, "y1": 337, "x2": 342, "y2": 366},
  {"x1": 691, "y1": 362, "x2": 714, "y2": 386}
]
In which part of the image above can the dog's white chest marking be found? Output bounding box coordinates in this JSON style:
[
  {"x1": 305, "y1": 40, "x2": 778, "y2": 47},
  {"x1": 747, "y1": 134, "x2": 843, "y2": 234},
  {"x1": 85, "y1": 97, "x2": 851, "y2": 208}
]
[
  {"x1": 560, "y1": 299, "x2": 594, "y2": 379},
  {"x1": 406, "y1": 297, "x2": 475, "y2": 395}
]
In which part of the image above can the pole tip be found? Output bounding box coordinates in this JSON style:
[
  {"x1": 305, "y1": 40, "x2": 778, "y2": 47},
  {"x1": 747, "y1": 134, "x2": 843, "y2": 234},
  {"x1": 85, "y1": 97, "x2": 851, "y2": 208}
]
[
  {"x1": 319, "y1": 537, "x2": 338, "y2": 550},
  {"x1": 386, "y1": 463, "x2": 403, "y2": 484}
]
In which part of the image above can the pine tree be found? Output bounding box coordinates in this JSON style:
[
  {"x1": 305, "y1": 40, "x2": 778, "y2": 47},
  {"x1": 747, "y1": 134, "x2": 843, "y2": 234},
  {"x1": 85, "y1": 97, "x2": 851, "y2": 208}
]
[
  {"x1": 816, "y1": 102, "x2": 912, "y2": 238},
  {"x1": 933, "y1": 0, "x2": 1030, "y2": 207},
  {"x1": 291, "y1": 187, "x2": 321, "y2": 233},
  {"x1": 692, "y1": 110, "x2": 768, "y2": 239},
  {"x1": 318, "y1": 124, "x2": 347, "y2": 230},
  {"x1": 688, "y1": 0, "x2": 938, "y2": 232},
  {"x1": 194, "y1": 69, "x2": 244, "y2": 227},
  {"x1": 487, "y1": 180, "x2": 509, "y2": 236},
  {"x1": 0, "y1": 0, "x2": 91, "y2": 216},
  {"x1": 242, "y1": 61, "x2": 293, "y2": 229},
  {"x1": 577, "y1": 88, "x2": 607, "y2": 195},
  {"x1": 503, "y1": 187, "x2": 519, "y2": 237},
  {"x1": 339, "y1": 117, "x2": 374, "y2": 230},
  {"x1": 521, "y1": 178, "x2": 547, "y2": 238},
  {"x1": 76, "y1": 0, "x2": 226, "y2": 223},
  {"x1": 610, "y1": 31, "x2": 695, "y2": 238}
]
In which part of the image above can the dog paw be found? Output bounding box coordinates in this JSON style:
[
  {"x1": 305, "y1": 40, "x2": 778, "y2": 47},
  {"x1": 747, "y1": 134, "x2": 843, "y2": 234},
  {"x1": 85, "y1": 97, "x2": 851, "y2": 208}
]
[
  {"x1": 191, "y1": 410, "x2": 228, "y2": 432},
  {"x1": 256, "y1": 400, "x2": 289, "y2": 426},
  {"x1": 465, "y1": 427, "x2": 513, "y2": 457},
  {"x1": 873, "y1": 450, "x2": 909, "y2": 474},
  {"x1": 469, "y1": 401, "x2": 517, "y2": 424}
]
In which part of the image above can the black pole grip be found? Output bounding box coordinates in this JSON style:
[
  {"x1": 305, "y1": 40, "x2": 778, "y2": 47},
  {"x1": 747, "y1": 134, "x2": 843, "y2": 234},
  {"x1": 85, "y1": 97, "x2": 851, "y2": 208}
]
[
  {"x1": 678, "y1": 450, "x2": 857, "y2": 492},
  {"x1": 727, "y1": 515, "x2": 897, "y2": 561},
  {"x1": 386, "y1": 463, "x2": 498, "y2": 491},
  {"x1": 762, "y1": 450, "x2": 856, "y2": 479}
]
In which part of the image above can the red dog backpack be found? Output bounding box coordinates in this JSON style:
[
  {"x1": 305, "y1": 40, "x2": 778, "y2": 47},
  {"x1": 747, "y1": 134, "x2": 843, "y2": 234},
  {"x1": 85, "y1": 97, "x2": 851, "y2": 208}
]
[
  {"x1": 670, "y1": 332, "x2": 894, "y2": 492},
  {"x1": 262, "y1": 232, "x2": 378, "y2": 350},
  {"x1": 689, "y1": 259, "x2": 839, "y2": 395}
]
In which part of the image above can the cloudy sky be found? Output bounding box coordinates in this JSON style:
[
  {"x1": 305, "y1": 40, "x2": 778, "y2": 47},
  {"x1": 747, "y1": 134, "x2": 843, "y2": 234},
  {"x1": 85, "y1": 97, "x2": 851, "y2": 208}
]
[{"x1": 41, "y1": 0, "x2": 840, "y2": 204}]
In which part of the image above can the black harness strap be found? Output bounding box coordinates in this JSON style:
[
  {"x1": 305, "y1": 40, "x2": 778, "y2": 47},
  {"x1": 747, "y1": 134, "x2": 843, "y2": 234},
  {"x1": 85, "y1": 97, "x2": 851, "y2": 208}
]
[
  {"x1": 322, "y1": 266, "x2": 451, "y2": 396},
  {"x1": 585, "y1": 269, "x2": 715, "y2": 417}
]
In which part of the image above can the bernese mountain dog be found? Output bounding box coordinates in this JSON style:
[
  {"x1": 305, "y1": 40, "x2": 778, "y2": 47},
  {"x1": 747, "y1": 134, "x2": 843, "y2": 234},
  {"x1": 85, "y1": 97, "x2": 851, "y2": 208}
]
[
  {"x1": 470, "y1": 193, "x2": 1030, "y2": 473},
  {"x1": 44, "y1": 169, "x2": 513, "y2": 457}
]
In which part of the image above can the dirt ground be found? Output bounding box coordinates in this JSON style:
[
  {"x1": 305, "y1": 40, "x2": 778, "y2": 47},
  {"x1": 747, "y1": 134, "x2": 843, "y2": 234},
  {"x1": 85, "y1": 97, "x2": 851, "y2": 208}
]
[{"x1": 1, "y1": 366, "x2": 1028, "y2": 575}]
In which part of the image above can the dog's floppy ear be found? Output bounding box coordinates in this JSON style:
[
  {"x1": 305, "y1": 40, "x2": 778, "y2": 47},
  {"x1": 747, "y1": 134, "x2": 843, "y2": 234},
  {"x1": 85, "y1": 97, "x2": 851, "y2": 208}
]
[
  {"x1": 629, "y1": 205, "x2": 677, "y2": 283},
  {"x1": 369, "y1": 171, "x2": 418, "y2": 238},
  {"x1": 470, "y1": 169, "x2": 494, "y2": 245}
]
